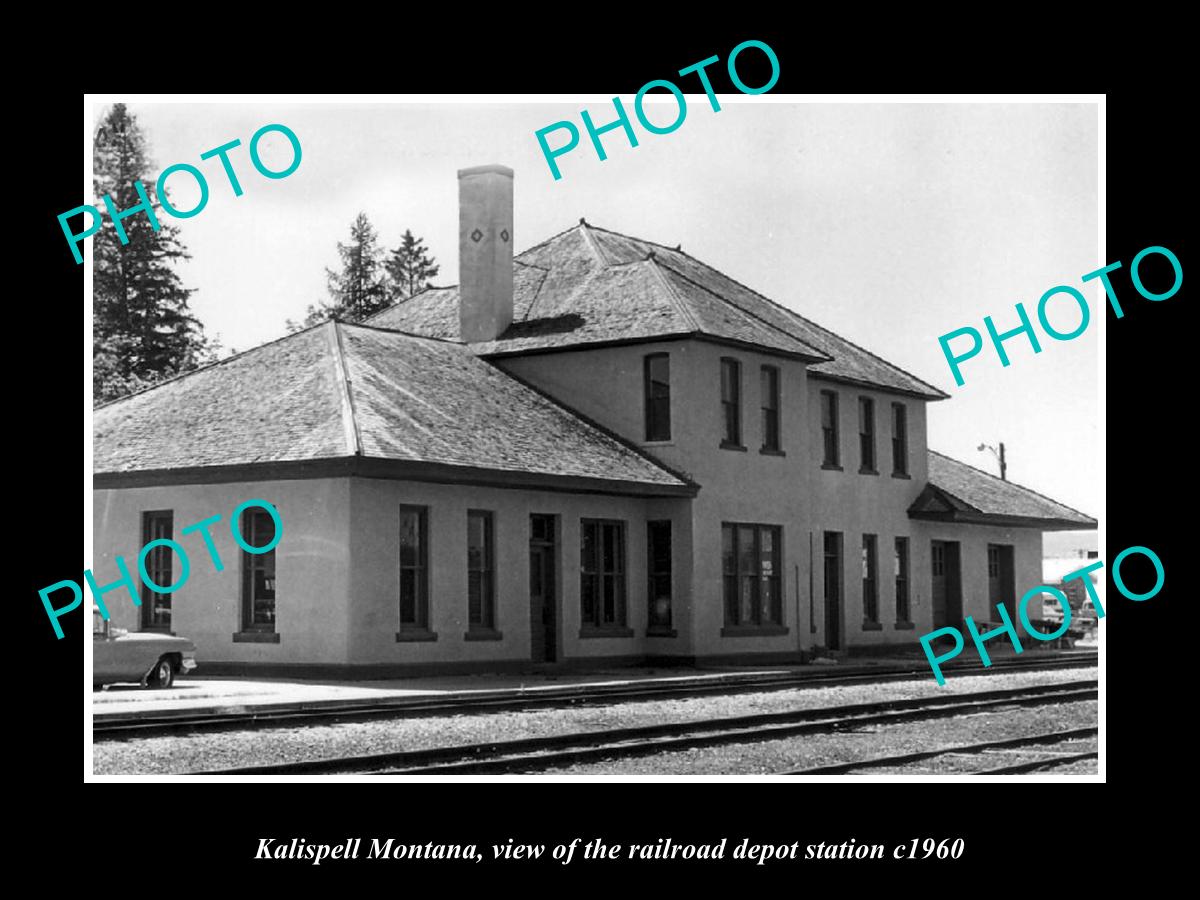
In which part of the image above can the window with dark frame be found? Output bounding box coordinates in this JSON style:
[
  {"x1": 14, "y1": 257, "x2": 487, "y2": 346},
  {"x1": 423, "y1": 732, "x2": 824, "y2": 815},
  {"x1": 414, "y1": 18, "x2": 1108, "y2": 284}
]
[
  {"x1": 140, "y1": 511, "x2": 174, "y2": 631},
  {"x1": 858, "y1": 396, "x2": 876, "y2": 472},
  {"x1": 398, "y1": 506, "x2": 429, "y2": 631},
  {"x1": 581, "y1": 519, "x2": 626, "y2": 629},
  {"x1": 722, "y1": 523, "x2": 783, "y2": 629},
  {"x1": 892, "y1": 402, "x2": 909, "y2": 475},
  {"x1": 720, "y1": 358, "x2": 742, "y2": 446},
  {"x1": 643, "y1": 353, "x2": 671, "y2": 442},
  {"x1": 467, "y1": 510, "x2": 495, "y2": 631},
  {"x1": 862, "y1": 534, "x2": 879, "y2": 624},
  {"x1": 241, "y1": 508, "x2": 278, "y2": 632},
  {"x1": 987, "y1": 545, "x2": 1001, "y2": 578},
  {"x1": 647, "y1": 520, "x2": 672, "y2": 632},
  {"x1": 895, "y1": 537, "x2": 911, "y2": 623},
  {"x1": 820, "y1": 390, "x2": 840, "y2": 466},
  {"x1": 760, "y1": 365, "x2": 781, "y2": 451}
]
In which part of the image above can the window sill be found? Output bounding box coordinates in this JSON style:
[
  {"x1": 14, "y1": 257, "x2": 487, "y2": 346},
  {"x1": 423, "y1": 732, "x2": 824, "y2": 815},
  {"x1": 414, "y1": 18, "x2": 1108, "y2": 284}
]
[
  {"x1": 821, "y1": 463, "x2": 843, "y2": 471},
  {"x1": 233, "y1": 631, "x2": 279, "y2": 643},
  {"x1": 859, "y1": 467, "x2": 879, "y2": 476},
  {"x1": 464, "y1": 629, "x2": 503, "y2": 641},
  {"x1": 759, "y1": 447, "x2": 786, "y2": 457},
  {"x1": 579, "y1": 627, "x2": 635, "y2": 639},
  {"x1": 720, "y1": 441, "x2": 748, "y2": 452},
  {"x1": 395, "y1": 630, "x2": 438, "y2": 642},
  {"x1": 862, "y1": 621, "x2": 883, "y2": 631},
  {"x1": 720, "y1": 625, "x2": 789, "y2": 637},
  {"x1": 140, "y1": 627, "x2": 174, "y2": 635},
  {"x1": 646, "y1": 627, "x2": 678, "y2": 638},
  {"x1": 894, "y1": 621, "x2": 916, "y2": 630},
  {"x1": 642, "y1": 439, "x2": 675, "y2": 448},
  {"x1": 892, "y1": 471, "x2": 911, "y2": 479}
]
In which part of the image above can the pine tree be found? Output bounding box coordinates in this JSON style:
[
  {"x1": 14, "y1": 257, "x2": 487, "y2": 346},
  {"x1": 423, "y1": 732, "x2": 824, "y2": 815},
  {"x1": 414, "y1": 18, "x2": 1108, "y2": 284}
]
[
  {"x1": 93, "y1": 103, "x2": 214, "y2": 404},
  {"x1": 384, "y1": 229, "x2": 441, "y2": 302},
  {"x1": 290, "y1": 213, "x2": 389, "y2": 330}
]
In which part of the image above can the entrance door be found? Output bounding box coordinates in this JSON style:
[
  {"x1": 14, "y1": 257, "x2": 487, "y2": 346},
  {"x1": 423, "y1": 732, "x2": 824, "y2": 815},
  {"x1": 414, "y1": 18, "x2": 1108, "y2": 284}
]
[
  {"x1": 529, "y1": 515, "x2": 557, "y2": 663},
  {"x1": 931, "y1": 540, "x2": 963, "y2": 629},
  {"x1": 823, "y1": 531, "x2": 843, "y2": 650},
  {"x1": 988, "y1": 544, "x2": 1016, "y2": 623}
]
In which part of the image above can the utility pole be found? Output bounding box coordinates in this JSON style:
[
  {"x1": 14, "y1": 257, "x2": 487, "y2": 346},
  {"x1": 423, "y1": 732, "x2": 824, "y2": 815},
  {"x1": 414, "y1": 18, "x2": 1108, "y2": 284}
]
[{"x1": 977, "y1": 441, "x2": 1007, "y2": 481}]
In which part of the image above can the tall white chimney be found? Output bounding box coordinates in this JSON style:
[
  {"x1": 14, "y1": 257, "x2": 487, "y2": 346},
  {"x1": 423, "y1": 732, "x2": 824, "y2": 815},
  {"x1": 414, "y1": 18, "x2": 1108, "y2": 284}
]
[{"x1": 458, "y1": 164, "x2": 514, "y2": 342}]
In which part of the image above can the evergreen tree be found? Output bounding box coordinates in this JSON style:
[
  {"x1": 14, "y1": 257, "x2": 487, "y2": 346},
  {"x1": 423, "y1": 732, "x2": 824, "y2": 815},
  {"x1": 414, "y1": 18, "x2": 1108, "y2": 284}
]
[
  {"x1": 93, "y1": 103, "x2": 214, "y2": 404},
  {"x1": 384, "y1": 229, "x2": 441, "y2": 302},
  {"x1": 290, "y1": 213, "x2": 389, "y2": 330}
]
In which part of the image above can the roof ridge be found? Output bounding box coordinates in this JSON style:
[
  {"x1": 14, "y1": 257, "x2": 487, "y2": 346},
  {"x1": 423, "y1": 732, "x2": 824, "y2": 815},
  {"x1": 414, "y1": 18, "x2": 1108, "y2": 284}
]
[
  {"x1": 577, "y1": 220, "x2": 613, "y2": 266},
  {"x1": 645, "y1": 257, "x2": 701, "y2": 333},
  {"x1": 653, "y1": 256, "x2": 830, "y2": 362},
  {"x1": 327, "y1": 321, "x2": 364, "y2": 456},
  {"x1": 929, "y1": 449, "x2": 1097, "y2": 522},
  {"x1": 338, "y1": 318, "x2": 465, "y2": 346},
  {"x1": 93, "y1": 318, "x2": 333, "y2": 411}
]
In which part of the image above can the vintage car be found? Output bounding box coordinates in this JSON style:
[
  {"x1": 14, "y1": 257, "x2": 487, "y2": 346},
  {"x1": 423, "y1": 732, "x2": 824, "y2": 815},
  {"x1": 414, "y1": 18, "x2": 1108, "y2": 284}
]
[{"x1": 93, "y1": 606, "x2": 198, "y2": 689}]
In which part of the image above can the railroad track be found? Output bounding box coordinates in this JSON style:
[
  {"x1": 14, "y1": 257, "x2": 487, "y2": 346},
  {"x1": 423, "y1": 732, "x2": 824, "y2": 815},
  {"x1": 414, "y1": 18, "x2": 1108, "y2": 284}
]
[
  {"x1": 785, "y1": 726, "x2": 1099, "y2": 775},
  {"x1": 95, "y1": 652, "x2": 1097, "y2": 742},
  {"x1": 191, "y1": 677, "x2": 1097, "y2": 776}
]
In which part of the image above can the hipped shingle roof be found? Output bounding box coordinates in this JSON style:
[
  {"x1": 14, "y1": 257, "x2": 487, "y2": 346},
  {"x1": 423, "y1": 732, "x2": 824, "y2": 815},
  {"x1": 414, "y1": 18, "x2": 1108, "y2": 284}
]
[{"x1": 93, "y1": 321, "x2": 693, "y2": 495}]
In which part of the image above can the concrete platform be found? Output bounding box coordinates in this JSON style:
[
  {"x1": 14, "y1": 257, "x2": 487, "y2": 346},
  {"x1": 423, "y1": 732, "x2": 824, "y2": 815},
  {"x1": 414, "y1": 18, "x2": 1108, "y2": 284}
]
[{"x1": 91, "y1": 647, "x2": 1097, "y2": 722}]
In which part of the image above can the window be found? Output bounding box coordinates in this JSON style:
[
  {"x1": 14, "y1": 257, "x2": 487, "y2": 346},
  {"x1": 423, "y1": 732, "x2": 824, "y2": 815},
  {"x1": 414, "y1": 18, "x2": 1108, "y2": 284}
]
[
  {"x1": 647, "y1": 521, "x2": 673, "y2": 632},
  {"x1": 467, "y1": 510, "x2": 495, "y2": 631},
  {"x1": 862, "y1": 534, "x2": 879, "y2": 624},
  {"x1": 581, "y1": 520, "x2": 626, "y2": 629},
  {"x1": 140, "y1": 511, "x2": 174, "y2": 631},
  {"x1": 987, "y1": 545, "x2": 1001, "y2": 578},
  {"x1": 643, "y1": 353, "x2": 671, "y2": 442},
  {"x1": 760, "y1": 365, "x2": 781, "y2": 451},
  {"x1": 720, "y1": 358, "x2": 742, "y2": 447},
  {"x1": 820, "y1": 390, "x2": 840, "y2": 466},
  {"x1": 858, "y1": 397, "x2": 876, "y2": 472},
  {"x1": 722, "y1": 523, "x2": 783, "y2": 629},
  {"x1": 398, "y1": 506, "x2": 429, "y2": 631},
  {"x1": 892, "y1": 402, "x2": 909, "y2": 476},
  {"x1": 241, "y1": 508, "x2": 278, "y2": 633},
  {"x1": 895, "y1": 537, "x2": 911, "y2": 623}
]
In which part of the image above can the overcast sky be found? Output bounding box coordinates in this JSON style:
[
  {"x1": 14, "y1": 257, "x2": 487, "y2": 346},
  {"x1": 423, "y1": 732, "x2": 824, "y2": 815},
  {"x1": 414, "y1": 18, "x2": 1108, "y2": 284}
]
[{"x1": 100, "y1": 99, "x2": 1099, "y2": 536}]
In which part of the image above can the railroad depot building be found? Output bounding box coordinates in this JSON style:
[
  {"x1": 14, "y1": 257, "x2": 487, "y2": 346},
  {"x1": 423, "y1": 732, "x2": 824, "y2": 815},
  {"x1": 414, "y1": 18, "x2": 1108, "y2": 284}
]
[{"x1": 93, "y1": 165, "x2": 1096, "y2": 675}]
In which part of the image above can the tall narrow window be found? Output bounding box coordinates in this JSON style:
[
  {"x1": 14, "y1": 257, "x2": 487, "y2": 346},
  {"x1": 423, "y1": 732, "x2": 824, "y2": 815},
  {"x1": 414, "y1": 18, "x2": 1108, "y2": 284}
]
[
  {"x1": 722, "y1": 523, "x2": 783, "y2": 629},
  {"x1": 581, "y1": 520, "x2": 626, "y2": 629},
  {"x1": 140, "y1": 511, "x2": 174, "y2": 631},
  {"x1": 643, "y1": 353, "x2": 671, "y2": 441},
  {"x1": 820, "y1": 390, "x2": 840, "y2": 466},
  {"x1": 760, "y1": 365, "x2": 781, "y2": 451},
  {"x1": 858, "y1": 396, "x2": 876, "y2": 472},
  {"x1": 398, "y1": 506, "x2": 429, "y2": 632},
  {"x1": 720, "y1": 358, "x2": 742, "y2": 447},
  {"x1": 862, "y1": 534, "x2": 879, "y2": 624},
  {"x1": 892, "y1": 402, "x2": 909, "y2": 476},
  {"x1": 241, "y1": 508, "x2": 278, "y2": 633},
  {"x1": 467, "y1": 510, "x2": 495, "y2": 632},
  {"x1": 895, "y1": 537, "x2": 911, "y2": 623},
  {"x1": 647, "y1": 520, "x2": 673, "y2": 633}
]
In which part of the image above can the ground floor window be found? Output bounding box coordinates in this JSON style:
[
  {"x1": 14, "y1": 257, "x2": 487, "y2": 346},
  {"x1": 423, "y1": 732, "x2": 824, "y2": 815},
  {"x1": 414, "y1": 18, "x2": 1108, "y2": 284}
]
[
  {"x1": 722, "y1": 523, "x2": 783, "y2": 628},
  {"x1": 467, "y1": 510, "x2": 495, "y2": 631},
  {"x1": 581, "y1": 519, "x2": 626, "y2": 629},
  {"x1": 140, "y1": 510, "x2": 174, "y2": 631},
  {"x1": 862, "y1": 533, "x2": 879, "y2": 624},
  {"x1": 647, "y1": 520, "x2": 672, "y2": 632},
  {"x1": 895, "y1": 537, "x2": 910, "y2": 622},
  {"x1": 241, "y1": 508, "x2": 278, "y2": 632},
  {"x1": 399, "y1": 505, "x2": 429, "y2": 631}
]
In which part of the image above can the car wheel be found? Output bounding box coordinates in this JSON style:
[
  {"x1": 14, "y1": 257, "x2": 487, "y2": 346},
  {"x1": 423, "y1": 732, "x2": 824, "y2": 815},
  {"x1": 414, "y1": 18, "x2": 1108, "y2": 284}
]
[{"x1": 148, "y1": 657, "x2": 175, "y2": 689}]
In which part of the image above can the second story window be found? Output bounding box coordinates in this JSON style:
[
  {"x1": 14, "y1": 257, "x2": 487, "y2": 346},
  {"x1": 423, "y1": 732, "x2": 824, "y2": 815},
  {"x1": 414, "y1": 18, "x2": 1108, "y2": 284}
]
[
  {"x1": 643, "y1": 353, "x2": 671, "y2": 442},
  {"x1": 720, "y1": 358, "x2": 742, "y2": 447},
  {"x1": 820, "y1": 390, "x2": 840, "y2": 467},
  {"x1": 858, "y1": 396, "x2": 876, "y2": 472},
  {"x1": 892, "y1": 402, "x2": 909, "y2": 476},
  {"x1": 760, "y1": 366, "x2": 781, "y2": 452}
]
